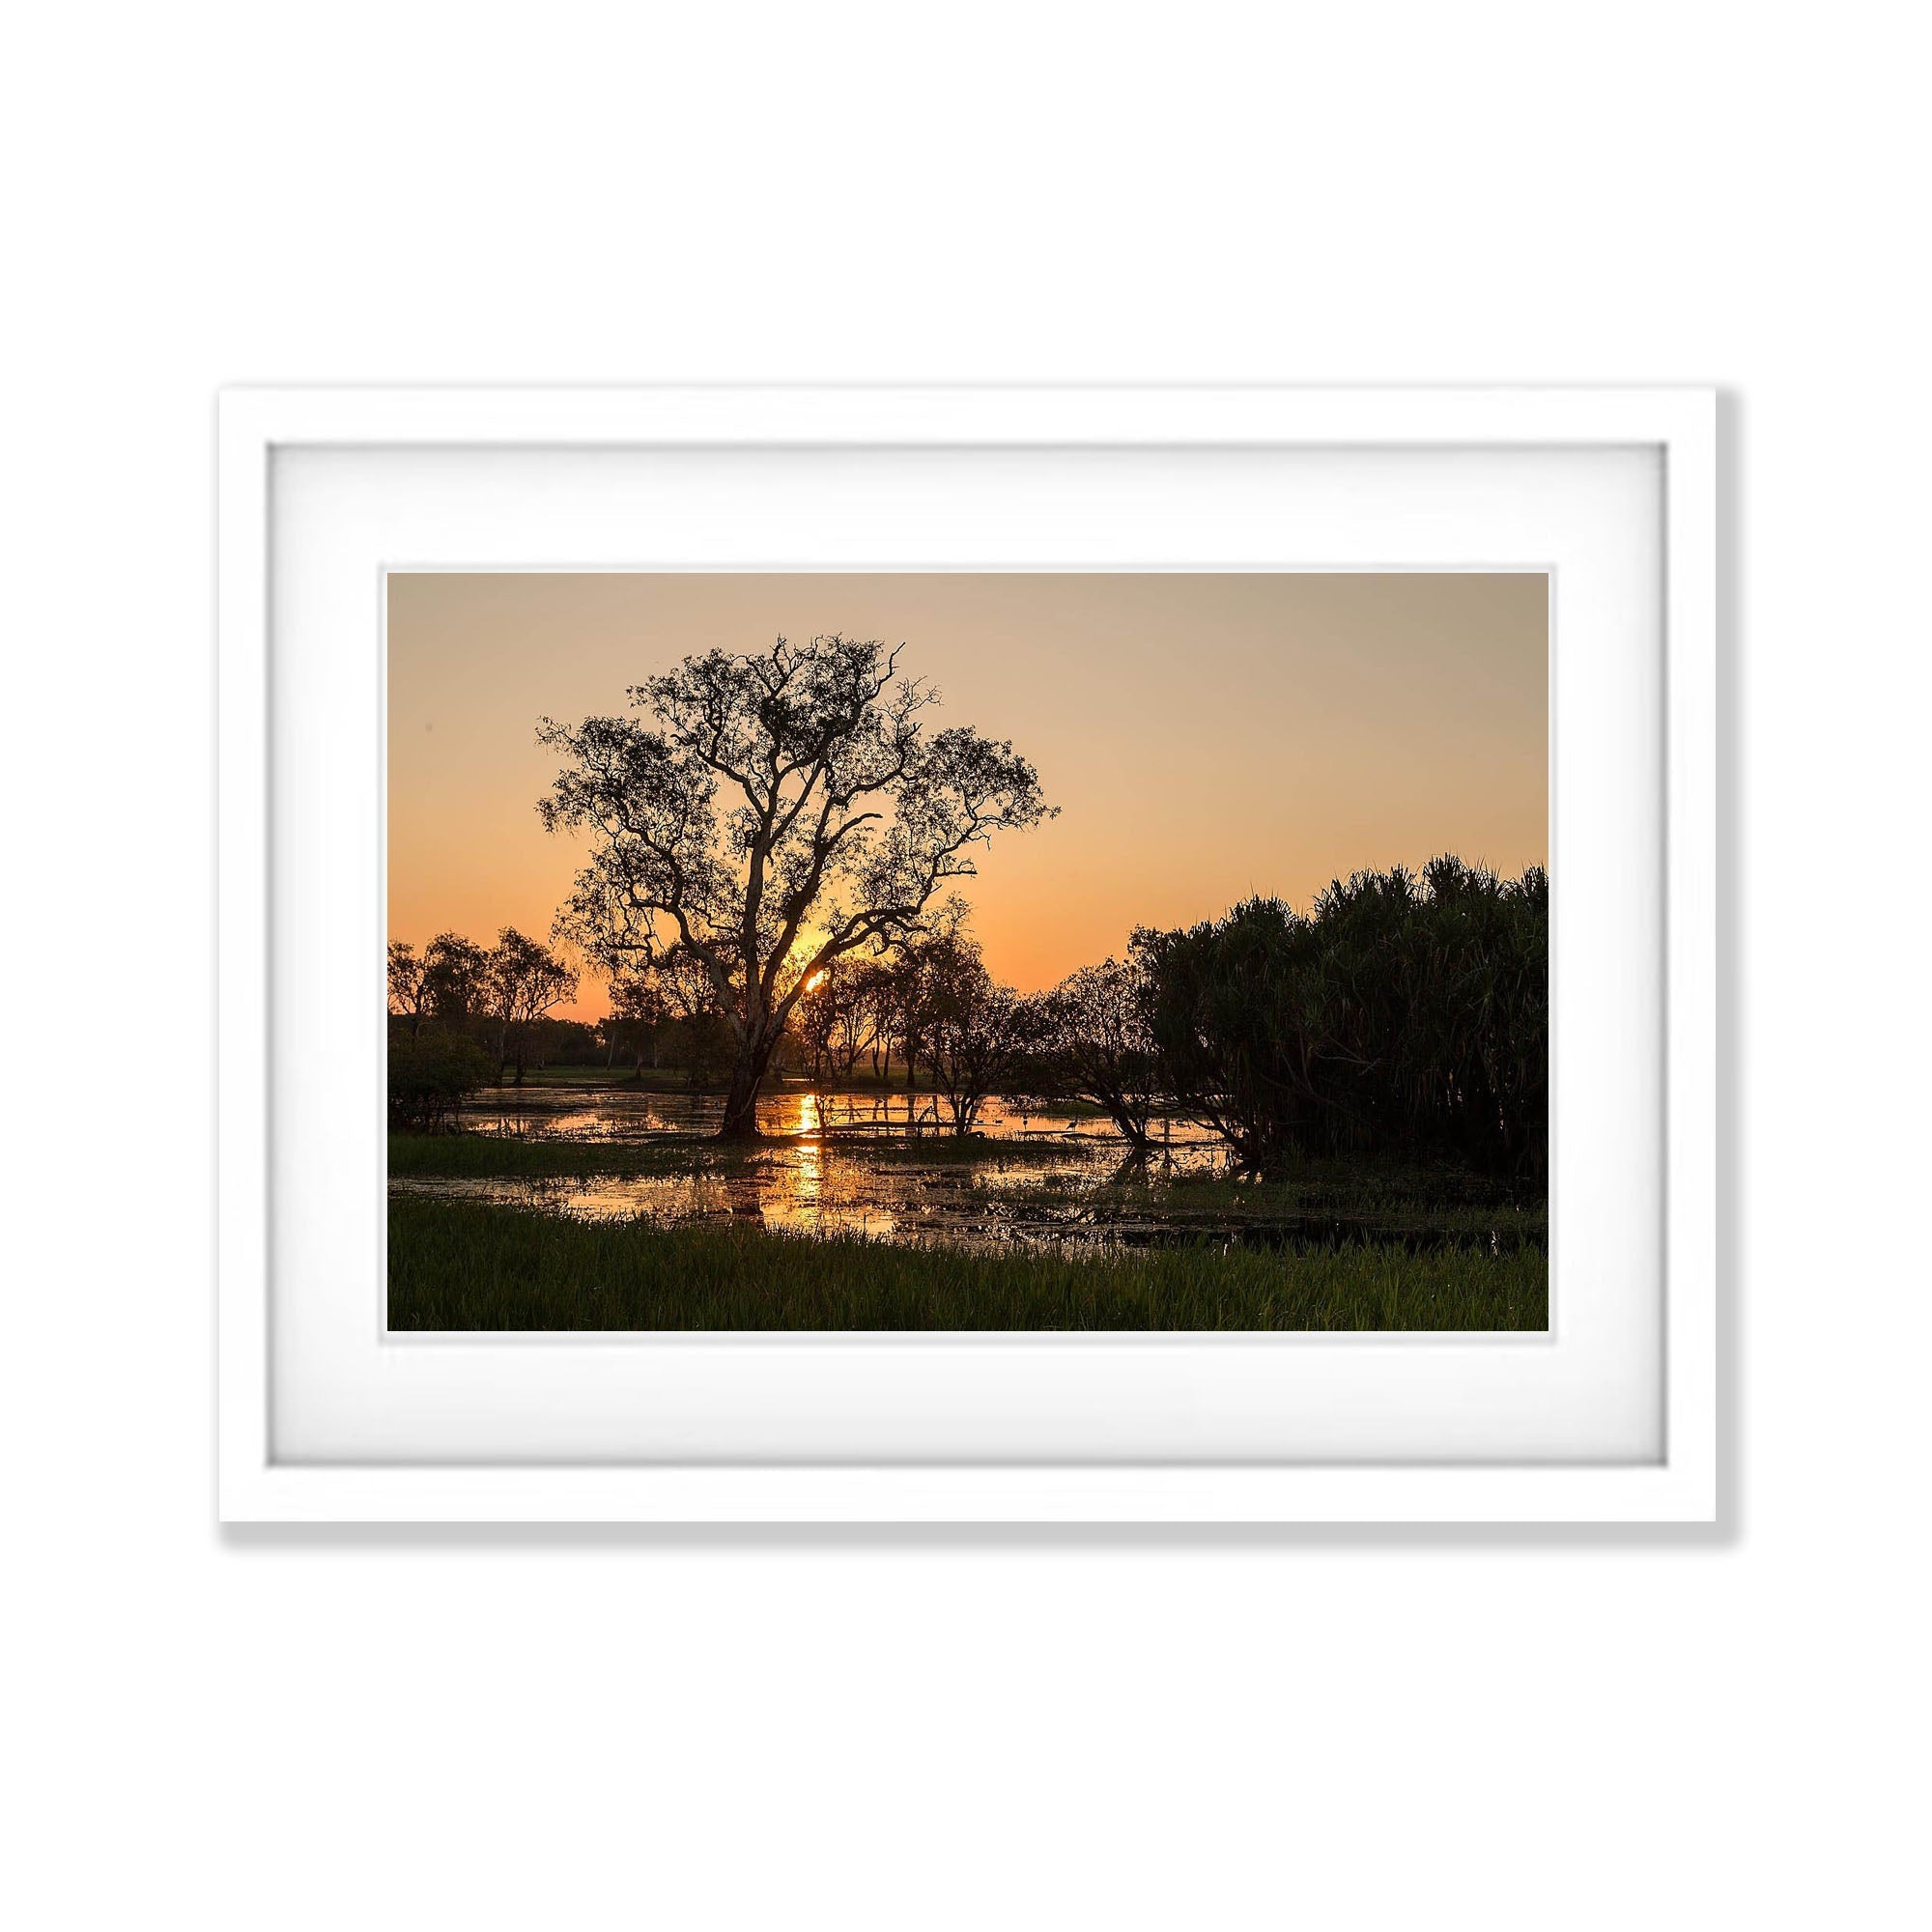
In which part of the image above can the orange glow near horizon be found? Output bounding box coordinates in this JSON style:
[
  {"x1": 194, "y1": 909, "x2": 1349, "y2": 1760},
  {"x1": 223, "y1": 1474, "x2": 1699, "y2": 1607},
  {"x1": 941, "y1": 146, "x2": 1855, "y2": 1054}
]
[{"x1": 387, "y1": 572, "x2": 1548, "y2": 1021}]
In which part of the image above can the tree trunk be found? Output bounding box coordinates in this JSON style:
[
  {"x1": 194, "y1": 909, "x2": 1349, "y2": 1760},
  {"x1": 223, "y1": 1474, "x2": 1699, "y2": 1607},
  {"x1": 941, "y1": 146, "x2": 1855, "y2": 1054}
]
[{"x1": 718, "y1": 1047, "x2": 770, "y2": 1140}]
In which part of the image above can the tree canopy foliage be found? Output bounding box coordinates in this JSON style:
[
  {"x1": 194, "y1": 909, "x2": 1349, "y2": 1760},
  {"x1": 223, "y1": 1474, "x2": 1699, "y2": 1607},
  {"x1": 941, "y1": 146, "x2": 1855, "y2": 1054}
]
[
  {"x1": 1037, "y1": 955, "x2": 1162, "y2": 1155},
  {"x1": 387, "y1": 932, "x2": 489, "y2": 1037},
  {"x1": 919, "y1": 929, "x2": 1035, "y2": 1135},
  {"x1": 482, "y1": 927, "x2": 580, "y2": 1085}
]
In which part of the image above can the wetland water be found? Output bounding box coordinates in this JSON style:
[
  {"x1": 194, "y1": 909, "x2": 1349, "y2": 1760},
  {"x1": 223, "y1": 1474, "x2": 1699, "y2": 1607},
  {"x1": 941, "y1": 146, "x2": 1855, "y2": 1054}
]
[{"x1": 390, "y1": 1083, "x2": 1541, "y2": 1256}]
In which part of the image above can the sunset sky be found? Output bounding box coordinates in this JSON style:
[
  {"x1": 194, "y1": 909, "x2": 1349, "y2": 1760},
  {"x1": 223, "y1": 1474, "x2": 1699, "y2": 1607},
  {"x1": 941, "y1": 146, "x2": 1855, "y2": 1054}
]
[{"x1": 387, "y1": 572, "x2": 1548, "y2": 1018}]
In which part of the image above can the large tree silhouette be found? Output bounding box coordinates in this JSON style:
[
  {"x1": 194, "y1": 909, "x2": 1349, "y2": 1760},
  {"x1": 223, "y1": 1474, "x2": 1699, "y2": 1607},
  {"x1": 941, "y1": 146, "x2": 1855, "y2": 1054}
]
[{"x1": 538, "y1": 635, "x2": 1053, "y2": 1138}]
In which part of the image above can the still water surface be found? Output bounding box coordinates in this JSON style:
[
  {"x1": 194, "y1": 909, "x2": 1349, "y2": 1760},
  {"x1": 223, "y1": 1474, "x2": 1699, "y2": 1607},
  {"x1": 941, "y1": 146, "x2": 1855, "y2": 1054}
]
[{"x1": 396, "y1": 1084, "x2": 1226, "y2": 1248}]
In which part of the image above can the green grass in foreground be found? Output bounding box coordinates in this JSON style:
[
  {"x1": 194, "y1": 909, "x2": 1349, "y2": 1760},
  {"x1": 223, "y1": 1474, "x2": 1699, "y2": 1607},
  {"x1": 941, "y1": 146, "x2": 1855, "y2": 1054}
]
[{"x1": 387, "y1": 1194, "x2": 1548, "y2": 1332}]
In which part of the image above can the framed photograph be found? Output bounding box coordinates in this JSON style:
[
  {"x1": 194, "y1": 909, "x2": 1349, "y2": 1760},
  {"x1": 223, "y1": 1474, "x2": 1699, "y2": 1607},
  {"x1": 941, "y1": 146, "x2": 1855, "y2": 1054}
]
[{"x1": 218, "y1": 385, "x2": 1715, "y2": 1522}]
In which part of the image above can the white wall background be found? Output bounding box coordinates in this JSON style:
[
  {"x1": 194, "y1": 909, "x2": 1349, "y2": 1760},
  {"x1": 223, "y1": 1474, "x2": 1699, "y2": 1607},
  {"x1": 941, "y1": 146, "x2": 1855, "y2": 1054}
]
[{"x1": 3, "y1": 4, "x2": 1925, "y2": 1926}]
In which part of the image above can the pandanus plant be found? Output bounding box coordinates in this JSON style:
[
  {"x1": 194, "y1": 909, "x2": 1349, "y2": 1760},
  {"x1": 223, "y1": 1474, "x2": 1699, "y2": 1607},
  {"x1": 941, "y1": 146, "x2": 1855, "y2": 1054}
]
[{"x1": 1138, "y1": 858, "x2": 1547, "y2": 1182}]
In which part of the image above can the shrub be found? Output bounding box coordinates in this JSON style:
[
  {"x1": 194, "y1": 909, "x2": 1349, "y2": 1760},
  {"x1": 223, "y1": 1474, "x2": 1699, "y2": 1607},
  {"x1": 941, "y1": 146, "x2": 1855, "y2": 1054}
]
[
  {"x1": 1138, "y1": 859, "x2": 1547, "y2": 1183},
  {"x1": 387, "y1": 1028, "x2": 495, "y2": 1133}
]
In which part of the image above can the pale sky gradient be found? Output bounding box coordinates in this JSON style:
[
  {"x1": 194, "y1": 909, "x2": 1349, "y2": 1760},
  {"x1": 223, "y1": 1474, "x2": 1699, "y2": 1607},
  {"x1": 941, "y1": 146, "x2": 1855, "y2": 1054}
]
[{"x1": 388, "y1": 572, "x2": 1548, "y2": 1017}]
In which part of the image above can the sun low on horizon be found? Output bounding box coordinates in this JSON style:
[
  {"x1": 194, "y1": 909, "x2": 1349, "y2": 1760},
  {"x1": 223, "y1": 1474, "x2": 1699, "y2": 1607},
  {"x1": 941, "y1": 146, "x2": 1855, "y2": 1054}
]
[{"x1": 387, "y1": 571, "x2": 1548, "y2": 1020}]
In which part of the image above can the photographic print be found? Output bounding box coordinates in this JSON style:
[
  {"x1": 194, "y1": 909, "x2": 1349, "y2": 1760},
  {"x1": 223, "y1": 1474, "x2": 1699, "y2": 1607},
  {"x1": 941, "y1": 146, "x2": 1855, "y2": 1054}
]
[{"x1": 386, "y1": 572, "x2": 1548, "y2": 1332}]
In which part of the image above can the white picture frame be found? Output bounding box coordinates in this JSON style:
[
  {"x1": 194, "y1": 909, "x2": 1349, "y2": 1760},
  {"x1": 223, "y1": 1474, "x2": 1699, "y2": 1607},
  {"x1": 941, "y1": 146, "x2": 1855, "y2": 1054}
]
[{"x1": 218, "y1": 384, "x2": 1716, "y2": 1523}]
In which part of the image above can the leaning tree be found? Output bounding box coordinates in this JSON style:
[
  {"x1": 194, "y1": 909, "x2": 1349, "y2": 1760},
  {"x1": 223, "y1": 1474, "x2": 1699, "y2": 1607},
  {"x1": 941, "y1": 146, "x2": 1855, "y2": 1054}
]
[{"x1": 537, "y1": 634, "x2": 1053, "y2": 1139}]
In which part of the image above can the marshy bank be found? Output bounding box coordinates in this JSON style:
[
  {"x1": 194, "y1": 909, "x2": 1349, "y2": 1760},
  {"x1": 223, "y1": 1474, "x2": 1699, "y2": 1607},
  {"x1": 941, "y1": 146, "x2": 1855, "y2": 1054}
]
[
  {"x1": 388, "y1": 1193, "x2": 1548, "y2": 1332},
  {"x1": 386, "y1": 1080, "x2": 1545, "y2": 1329}
]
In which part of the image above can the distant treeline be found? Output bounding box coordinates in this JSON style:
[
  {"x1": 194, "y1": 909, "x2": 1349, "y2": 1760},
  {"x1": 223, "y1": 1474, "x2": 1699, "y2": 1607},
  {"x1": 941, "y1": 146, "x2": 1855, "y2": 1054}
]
[
  {"x1": 388, "y1": 857, "x2": 1546, "y2": 1184},
  {"x1": 386, "y1": 927, "x2": 582, "y2": 1130},
  {"x1": 386, "y1": 924, "x2": 740, "y2": 1130}
]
